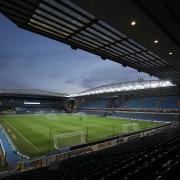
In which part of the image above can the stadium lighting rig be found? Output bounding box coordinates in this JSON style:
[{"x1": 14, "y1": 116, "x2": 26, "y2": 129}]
[{"x1": 68, "y1": 80, "x2": 175, "y2": 97}]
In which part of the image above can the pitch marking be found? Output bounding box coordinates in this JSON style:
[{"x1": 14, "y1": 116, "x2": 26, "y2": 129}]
[
  {"x1": 12, "y1": 134, "x2": 16, "y2": 140},
  {"x1": 6, "y1": 121, "x2": 39, "y2": 151}
]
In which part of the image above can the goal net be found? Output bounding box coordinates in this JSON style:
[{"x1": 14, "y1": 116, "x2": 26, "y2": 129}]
[
  {"x1": 122, "y1": 123, "x2": 139, "y2": 133},
  {"x1": 54, "y1": 131, "x2": 86, "y2": 149}
]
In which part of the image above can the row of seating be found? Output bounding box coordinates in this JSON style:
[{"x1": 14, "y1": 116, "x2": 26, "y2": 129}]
[
  {"x1": 79, "y1": 99, "x2": 110, "y2": 109},
  {"x1": 79, "y1": 95, "x2": 180, "y2": 110},
  {"x1": 3, "y1": 125, "x2": 180, "y2": 180},
  {"x1": 112, "y1": 96, "x2": 180, "y2": 109}
]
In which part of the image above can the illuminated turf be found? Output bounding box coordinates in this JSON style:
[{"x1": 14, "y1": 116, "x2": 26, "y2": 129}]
[{"x1": 0, "y1": 114, "x2": 162, "y2": 157}]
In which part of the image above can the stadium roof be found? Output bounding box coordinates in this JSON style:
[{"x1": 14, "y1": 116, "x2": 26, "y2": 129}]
[
  {"x1": 68, "y1": 80, "x2": 175, "y2": 97},
  {"x1": 0, "y1": 80, "x2": 176, "y2": 98},
  {"x1": 0, "y1": 0, "x2": 180, "y2": 83},
  {"x1": 0, "y1": 89, "x2": 67, "y2": 98}
]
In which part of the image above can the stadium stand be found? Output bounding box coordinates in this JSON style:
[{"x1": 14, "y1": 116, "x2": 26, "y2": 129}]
[
  {"x1": 79, "y1": 99, "x2": 111, "y2": 109},
  {"x1": 78, "y1": 93, "x2": 180, "y2": 122},
  {"x1": 79, "y1": 95, "x2": 180, "y2": 110},
  {"x1": 0, "y1": 90, "x2": 69, "y2": 115},
  {"x1": 116, "y1": 96, "x2": 179, "y2": 109},
  {"x1": 2, "y1": 124, "x2": 180, "y2": 180}
]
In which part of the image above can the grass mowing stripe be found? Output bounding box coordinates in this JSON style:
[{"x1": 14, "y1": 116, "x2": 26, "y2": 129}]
[
  {"x1": 0, "y1": 114, "x2": 162, "y2": 157},
  {"x1": 5, "y1": 121, "x2": 39, "y2": 152}
]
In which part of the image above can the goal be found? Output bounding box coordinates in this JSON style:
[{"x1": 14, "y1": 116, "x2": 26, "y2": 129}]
[
  {"x1": 122, "y1": 123, "x2": 139, "y2": 133},
  {"x1": 54, "y1": 131, "x2": 86, "y2": 149}
]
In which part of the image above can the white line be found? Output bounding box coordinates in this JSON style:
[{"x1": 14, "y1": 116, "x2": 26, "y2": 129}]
[{"x1": 5, "y1": 121, "x2": 39, "y2": 151}]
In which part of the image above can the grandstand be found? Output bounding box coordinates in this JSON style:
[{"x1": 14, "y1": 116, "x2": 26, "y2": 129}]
[
  {"x1": 79, "y1": 95, "x2": 179, "y2": 110},
  {"x1": 0, "y1": 89, "x2": 69, "y2": 115},
  {"x1": 0, "y1": 0, "x2": 180, "y2": 179},
  {"x1": 77, "y1": 80, "x2": 180, "y2": 123}
]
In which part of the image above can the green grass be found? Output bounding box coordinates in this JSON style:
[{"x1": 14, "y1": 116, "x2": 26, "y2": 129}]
[{"x1": 0, "y1": 114, "x2": 162, "y2": 157}]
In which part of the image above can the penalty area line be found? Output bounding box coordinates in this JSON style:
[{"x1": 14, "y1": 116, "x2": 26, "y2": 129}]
[{"x1": 5, "y1": 121, "x2": 39, "y2": 152}]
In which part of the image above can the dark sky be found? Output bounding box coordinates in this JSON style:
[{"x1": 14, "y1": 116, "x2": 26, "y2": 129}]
[{"x1": 0, "y1": 14, "x2": 158, "y2": 94}]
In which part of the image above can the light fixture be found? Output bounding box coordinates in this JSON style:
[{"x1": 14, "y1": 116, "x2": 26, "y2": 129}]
[
  {"x1": 169, "y1": 52, "x2": 173, "y2": 55},
  {"x1": 154, "y1": 40, "x2": 159, "y2": 44},
  {"x1": 131, "y1": 21, "x2": 136, "y2": 26},
  {"x1": 24, "y1": 102, "x2": 40, "y2": 105}
]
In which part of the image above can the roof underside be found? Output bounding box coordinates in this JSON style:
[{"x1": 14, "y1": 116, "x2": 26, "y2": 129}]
[
  {"x1": 0, "y1": 0, "x2": 180, "y2": 83},
  {"x1": 134, "y1": 0, "x2": 180, "y2": 53},
  {"x1": 0, "y1": 89, "x2": 67, "y2": 98}
]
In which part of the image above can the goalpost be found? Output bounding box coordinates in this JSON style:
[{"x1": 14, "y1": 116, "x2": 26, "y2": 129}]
[{"x1": 54, "y1": 131, "x2": 86, "y2": 149}]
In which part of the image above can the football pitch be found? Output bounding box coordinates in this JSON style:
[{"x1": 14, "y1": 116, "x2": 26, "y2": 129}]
[{"x1": 0, "y1": 114, "x2": 162, "y2": 157}]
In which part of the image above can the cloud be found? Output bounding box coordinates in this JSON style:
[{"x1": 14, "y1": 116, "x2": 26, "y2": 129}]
[
  {"x1": 0, "y1": 52, "x2": 158, "y2": 94},
  {"x1": 79, "y1": 65, "x2": 158, "y2": 89},
  {"x1": 65, "y1": 78, "x2": 78, "y2": 84},
  {"x1": 0, "y1": 76, "x2": 30, "y2": 89}
]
